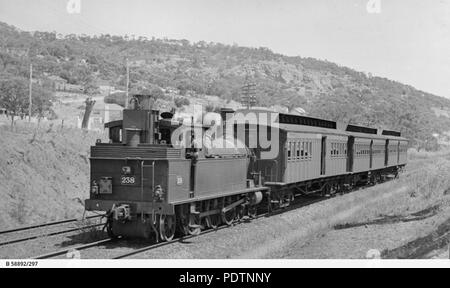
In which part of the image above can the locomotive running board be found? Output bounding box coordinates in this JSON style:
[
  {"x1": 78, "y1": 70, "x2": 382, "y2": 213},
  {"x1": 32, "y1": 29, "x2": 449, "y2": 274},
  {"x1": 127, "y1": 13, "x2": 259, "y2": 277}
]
[{"x1": 264, "y1": 182, "x2": 287, "y2": 187}]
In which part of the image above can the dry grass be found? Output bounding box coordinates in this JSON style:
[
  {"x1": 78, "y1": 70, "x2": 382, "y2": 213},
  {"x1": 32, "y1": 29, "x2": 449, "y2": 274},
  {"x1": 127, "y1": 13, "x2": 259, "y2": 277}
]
[
  {"x1": 0, "y1": 121, "x2": 107, "y2": 230},
  {"x1": 241, "y1": 150, "x2": 450, "y2": 258},
  {"x1": 407, "y1": 147, "x2": 450, "y2": 161},
  {"x1": 338, "y1": 153, "x2": 450, "y2": 226}
]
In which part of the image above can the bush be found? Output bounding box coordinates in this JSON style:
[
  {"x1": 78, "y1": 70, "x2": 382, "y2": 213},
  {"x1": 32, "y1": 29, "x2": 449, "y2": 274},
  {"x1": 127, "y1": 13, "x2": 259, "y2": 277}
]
[
  {"x1": 174, "y1": 97, "x2": 190, "y2": 108},
  {"x1": 104, "y1": 92, "x2": 126, "y2": 107}
]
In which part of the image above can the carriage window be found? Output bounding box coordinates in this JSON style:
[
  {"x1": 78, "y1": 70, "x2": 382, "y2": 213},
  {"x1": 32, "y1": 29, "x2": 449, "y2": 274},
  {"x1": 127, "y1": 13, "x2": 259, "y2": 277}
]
[
  {"x1": 305, "y1": 142, "x2": 309, "y2": 159},
  {"x1": 288, "y1": 142, "x2": 292, "y2": 160},
  {"x1": 301, "y1": 142, "x2": 305, "y2": 159},
  {"x1": 292, "y1": 142, "x2": 296, "y2": 161}
]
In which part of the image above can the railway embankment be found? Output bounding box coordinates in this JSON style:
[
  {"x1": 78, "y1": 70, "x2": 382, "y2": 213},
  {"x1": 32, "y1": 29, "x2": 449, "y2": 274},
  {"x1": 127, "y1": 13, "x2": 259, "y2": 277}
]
[
  {"x1": 259, "y1": 150, "x2": 450, "y2": 259},
  {"x1": 0, "y1": 122, "x2": 105, "y2": 230}
]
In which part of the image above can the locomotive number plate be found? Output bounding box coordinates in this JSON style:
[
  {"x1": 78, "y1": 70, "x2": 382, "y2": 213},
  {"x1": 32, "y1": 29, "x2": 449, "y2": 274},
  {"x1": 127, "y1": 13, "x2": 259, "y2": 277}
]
[{"x1": 121, "y1": 175, "x2": 136, "y2": 185}]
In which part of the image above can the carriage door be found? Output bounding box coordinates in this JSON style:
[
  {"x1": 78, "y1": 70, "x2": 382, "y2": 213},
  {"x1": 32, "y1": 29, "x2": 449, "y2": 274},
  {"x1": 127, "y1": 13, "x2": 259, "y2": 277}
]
[
  {"x1": 321, "y1": 136, "x2": 327, "y2": 175},
  {"x1": 384, "y1": 140, "x2": 389, "y2": 166},
  {"x1": 347, "y1": 137, "x2": 354, "y2": 172},
  {"x1": 397, "y1": 142, "x2": 400, "y2": 164},
  {"x1": 369, "y1": 140, "x2": 373, "y2": 169}
]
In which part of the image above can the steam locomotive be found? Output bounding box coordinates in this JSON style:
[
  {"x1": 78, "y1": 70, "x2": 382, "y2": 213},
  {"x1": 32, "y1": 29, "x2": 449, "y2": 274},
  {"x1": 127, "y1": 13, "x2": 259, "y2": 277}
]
[{"x1": 85, "y1": 94, "x2": 408, "y2": 241}]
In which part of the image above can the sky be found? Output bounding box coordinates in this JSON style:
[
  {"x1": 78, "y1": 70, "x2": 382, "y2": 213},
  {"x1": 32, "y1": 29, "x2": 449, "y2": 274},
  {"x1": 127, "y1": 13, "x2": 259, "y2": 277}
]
[{"x1": 0, "y1": 0, "x2": 449, "y2": 97}]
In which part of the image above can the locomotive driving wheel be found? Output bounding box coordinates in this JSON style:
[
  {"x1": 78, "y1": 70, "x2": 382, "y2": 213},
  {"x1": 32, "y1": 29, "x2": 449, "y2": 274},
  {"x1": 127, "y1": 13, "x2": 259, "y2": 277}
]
[
  {"x1": 180, "y1": 213, "x2": 201, "y2": 236},
  {"x1": 235, "y1": 206, "x2": 244, "y2": 222},
  {"x1": 222, "y1": 198, "x2": 236, "y2": 226},
  {"x1": 185, "y1": 215, "x2": 201, "y2": 236},
  {"x1": 205, "y1": 200, "x2": 222, "y2": 229},
  {"x1": 206, "y1": 214, "x2": 222, "y2": 229},
  {"x1": 159, "y1": 214, "x2": 176, "y2": 242},
  {"x1": 248, "y1": 206, "x2": 258, "y2": 219}
]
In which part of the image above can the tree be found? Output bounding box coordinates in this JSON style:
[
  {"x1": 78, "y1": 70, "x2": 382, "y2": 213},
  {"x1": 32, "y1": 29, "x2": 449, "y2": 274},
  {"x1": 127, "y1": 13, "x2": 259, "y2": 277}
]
[
  {"x1": 174, "y1": 97, "x2": 190, "y2": 108},
  {"x1": 0, "y1": 77, "x2": 29, "y2": 128},
  {"x1": 0, "y1": 76, "x2": 55, "y2": 127},
  {"x1": 104, "y1": 92, "x2": 126, "y2": 107},
  {"x1": 32, "y1": 85, "x2": 55, "y2": 122},
  {"x1": 83, "y1": 81, "x2": 100, "y2": 96}
]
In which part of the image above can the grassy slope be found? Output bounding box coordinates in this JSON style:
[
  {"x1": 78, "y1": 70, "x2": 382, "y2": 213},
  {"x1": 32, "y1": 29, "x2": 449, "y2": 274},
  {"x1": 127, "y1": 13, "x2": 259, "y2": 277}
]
[
  {"x1": 253, "y1": 150, "x2": 450, "y2": 258},
  {"x1": 0, "y1": 121, "x2": 104, "y2": 230}
]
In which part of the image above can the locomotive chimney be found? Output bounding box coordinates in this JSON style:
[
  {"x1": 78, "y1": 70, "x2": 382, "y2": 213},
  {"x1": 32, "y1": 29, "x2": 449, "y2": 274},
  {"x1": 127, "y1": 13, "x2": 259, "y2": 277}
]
[{"x1": 123, "y1": 94, "x2": 160, "y2": 146}]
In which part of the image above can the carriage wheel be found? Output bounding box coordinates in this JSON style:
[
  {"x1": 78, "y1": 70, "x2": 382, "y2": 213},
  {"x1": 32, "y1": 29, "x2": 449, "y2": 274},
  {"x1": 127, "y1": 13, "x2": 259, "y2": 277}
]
[{"x1": 159, "y1": 214, "x2": 176, "y2": 242}]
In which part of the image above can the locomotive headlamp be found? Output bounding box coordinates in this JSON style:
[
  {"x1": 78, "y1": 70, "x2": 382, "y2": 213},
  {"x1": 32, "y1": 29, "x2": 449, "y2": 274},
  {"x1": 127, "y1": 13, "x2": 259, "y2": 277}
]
[
  {"x1": 122, "y1": 166, "x2": 132, "y2": 175},
  {"x1": 91, "y1": 180, "x2": 99, "y2": 195}
]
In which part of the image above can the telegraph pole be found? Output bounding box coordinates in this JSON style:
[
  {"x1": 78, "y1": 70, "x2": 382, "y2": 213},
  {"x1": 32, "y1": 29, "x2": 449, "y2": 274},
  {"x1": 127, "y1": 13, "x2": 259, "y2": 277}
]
[
  {"x1": 126, "y1": 58, "x2": 130, "y2": 108},
  {"x1": 29, "y1": 63, "x2": 33, "y2": 122},
  {"x1": 241, "y1": 75, "x2": 257, "y2": 109}
]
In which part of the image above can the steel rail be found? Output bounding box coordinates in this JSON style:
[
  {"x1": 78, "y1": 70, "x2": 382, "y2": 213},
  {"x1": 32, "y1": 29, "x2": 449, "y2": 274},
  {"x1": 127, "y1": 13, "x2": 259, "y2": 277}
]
[
  {"x1": 113, "y1": 224, "x2": 231, "y2": 259},
  {"x1": 113, "y1": 196, "x2": 325, "y2": 259},
  {"x1": 33, "y1": 183, "x2": 367, "y2": 260},
  {"x1": 0, "y1": 223, "x2": 104, "y2": 247},
  {"x1": 34, "y1": 238, "x2": 114, "y2": 259},
  {"x1": 0, "y1": 215, "x2": 103, "y2": 236}
]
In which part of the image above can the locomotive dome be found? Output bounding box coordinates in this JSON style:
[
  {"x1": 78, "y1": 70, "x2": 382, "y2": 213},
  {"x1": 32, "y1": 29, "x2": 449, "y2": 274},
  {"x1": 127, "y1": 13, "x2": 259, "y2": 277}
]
[{"x1": 204, "y1": 136, "x2": 249, "y2": 158}]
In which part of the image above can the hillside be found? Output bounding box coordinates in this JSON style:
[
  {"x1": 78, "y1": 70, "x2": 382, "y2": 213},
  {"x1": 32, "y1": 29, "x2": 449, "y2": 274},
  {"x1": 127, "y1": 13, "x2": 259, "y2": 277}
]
[
  {"x1": 0, "y1": 122, "x2": 105, "y2": 230},
  {"x1": 1, "y1": 21, "x2": 450, "y2": 147}
]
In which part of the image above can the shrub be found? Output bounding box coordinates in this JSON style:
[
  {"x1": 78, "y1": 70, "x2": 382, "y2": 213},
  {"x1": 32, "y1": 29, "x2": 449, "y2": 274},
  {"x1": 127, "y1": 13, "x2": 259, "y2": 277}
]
[{"x1": 174, "y1": 97, "x2": 190, "y2": 108}]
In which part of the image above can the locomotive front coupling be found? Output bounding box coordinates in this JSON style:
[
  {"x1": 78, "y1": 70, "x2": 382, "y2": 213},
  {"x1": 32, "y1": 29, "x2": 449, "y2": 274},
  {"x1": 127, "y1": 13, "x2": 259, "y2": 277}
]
[{"x1": 111, "y1": 204, "x2": 132, "y2": 222}]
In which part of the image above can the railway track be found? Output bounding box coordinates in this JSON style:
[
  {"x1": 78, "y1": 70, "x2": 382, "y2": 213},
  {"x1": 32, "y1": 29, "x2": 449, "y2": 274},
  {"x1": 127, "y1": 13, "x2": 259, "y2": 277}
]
[
  {"x1": 0, "y1": 215, "x2": 103, "y2": 236},
  {"x1": 34, "y1": 238, "x2": 114, "y2": 259},
  {"x1": 22, "y1": 179, "x2": 388, "y2": 260},
  {"x1": 0, "y1": 215, "x2": 105, "y2": 248},
  {"x1": 33, "y1": 195, "x2": 326, "y2": 260}
]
